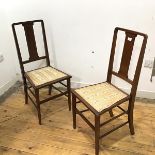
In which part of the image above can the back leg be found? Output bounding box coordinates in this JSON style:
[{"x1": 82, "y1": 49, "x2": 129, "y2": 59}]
[
  {"x1": 109, "y1": 109, "x2": 114, "y2": 117},
  {"x1": 48, "y1": 85, "x2": 52, "y2": 95},
  {"x1": 128, "y1": 100, "x2": 135, "y2": 135}
]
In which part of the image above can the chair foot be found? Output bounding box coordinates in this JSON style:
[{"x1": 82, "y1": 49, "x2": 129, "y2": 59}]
[
  {"x1": 68, "y1": 102, "x2": 71, "y2": 111},
  {"x1": 95, "y1": 138, "x2": 100, "y2": 155},
  {"x1": 48, "y1": 85, "x2": 52, "y2": 95},
  {"x1": 129, "y1": 122, "x2": 135, "y2": 135},
  {"x1": 37, "y1": 106, "x2": 42, "y2": 124},
  {"x1": 73, "y1": 123, "x2": 76, "y2": 129},
  {"x1": 67, "y1": 93, "x2": 71, "y2": 111},
  {"x1": 128, "y1": 111, "x2": 135, "y2": 135},
  {"x1": 39, "y1": 120, "x2": 42, "y2": 125},
  {"x1": 128, "y1": 101, "x2": 135, "y2": 135},
  {"x1": 95, "y1": 148, "x2": 99, "y2": 155},
  {"x1": 38, "y1": 110, "x2": 42, "y2": 125},
  {"x1": 35, "y1": 89, "x2": 42, "y2": 125},
  {"x1": 72, "y1": 94, "x2": 76, "y2": 129},
  {"x1": 25, "y1": 97, "x2": 28, "y2": 104},
  {"x1": 24, "y1": 86, "x2": 28, "y2": 104},
  {"x1": 67, "y1": 78, "x2": 71, "y2": 111},
  {"x1": 95, "y1": 115, "x2": 100, "y2": 155},
  {"x1": 73, "y1": 110, "x2": 76, "y2": 129},
  {"x1": 68, "y1": 94, "x2": 71, "y2": 111}
]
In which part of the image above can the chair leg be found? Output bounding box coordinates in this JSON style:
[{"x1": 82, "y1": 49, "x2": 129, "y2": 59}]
[
  {"x1": 35, "y1": 89, "x2": 41, "y2": 125},
  {"x1": 48, "y1": 85, "x2": 52, "y2": 95},
  {"x1": 67, "y1": 78, "x2": 71, "y2": 111},
  {"x1": 109, "y1": 109, "x2": 114, "y2": 117},
  {"x1": 24, "y1": 85, "x2": 28, "y2": 104},
  {"x1": 128, "y1": 100, "x2": 135, "y2": 135},
  {"x1": 72, "y1": 94, "x2": 76, "y2": 129},
  {"x1": 95, "y1": 115, "x2": 100, "y2": 155}
]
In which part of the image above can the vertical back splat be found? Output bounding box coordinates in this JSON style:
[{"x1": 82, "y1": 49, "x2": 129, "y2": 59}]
[
  {"x1": 118, "y1": 32, "x2": 137, "y2": 78},
  {"x1": 22, "y1": 22, "x2": 39, "y2": 61}
]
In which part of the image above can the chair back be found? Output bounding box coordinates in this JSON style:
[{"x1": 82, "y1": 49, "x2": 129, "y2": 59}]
[
  {"x1": 107, "y1": 27, "x2": 148, "y2": 100},
  {"x1": 12, "y1": 20, "x2": 50, "y2": 78}
]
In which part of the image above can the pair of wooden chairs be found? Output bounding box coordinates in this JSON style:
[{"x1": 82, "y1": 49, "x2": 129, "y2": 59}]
[{"x1": 12, "y1": 20, "x2": 147, "y2": 155}]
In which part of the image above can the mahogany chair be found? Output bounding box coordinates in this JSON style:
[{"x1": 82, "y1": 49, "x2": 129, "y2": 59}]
[
  {"x1": 71, "y1": 27, "x2": 147, "y2": 155},
  {"x1": 12, "y1": 20, "x2": 71, "y2": 125}
]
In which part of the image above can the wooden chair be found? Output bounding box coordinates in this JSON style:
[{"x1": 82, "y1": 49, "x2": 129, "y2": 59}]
[
  {"x1": 12, "y1": 20, "x2": 72, "y2": 125},
  {"x1": 71, "y1": 27, "x2": 147, "y2": 155}
]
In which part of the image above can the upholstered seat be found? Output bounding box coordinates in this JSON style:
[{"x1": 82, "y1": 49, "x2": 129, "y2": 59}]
[
  {"x1": 75, "y1": 82, "x2": 128, "y2": 112},
  {"x1": 26, "y1": 66, "x2": 67, "y2": 86}
]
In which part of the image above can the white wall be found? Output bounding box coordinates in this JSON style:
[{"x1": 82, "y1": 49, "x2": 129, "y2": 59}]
[
  {"x1": 48, "y1": 0, "x2": 155, "y2": 99},
  {"x1": 3, "y1": 0, "x2": 56, "y2": 74},
  {"x1": 1, "y1": 0, "x2": 155, "y2": 98},
  {"x1": 0, "y1": 5, "x2": 17, "y2": 95}
]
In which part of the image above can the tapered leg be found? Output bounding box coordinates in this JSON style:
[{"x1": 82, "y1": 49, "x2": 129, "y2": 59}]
[
  {"x1": 67, "y1": 78, "x2": 71, "y2": 111},
  {"x1": 128, "y1": 100, "x2": 135, "y2": 135},
  {"x1": 24, "y1": 84, "x2": 28, "y2": 104},
  {"x1": 72, "y1": 94, "x2": 76, "y2": 129},
  {"x1": 48, "y1": 85, "x2": 52, "y2": 95},
  {"x1": 23, "y1": 76, "x2": 28, "y2": 104},
  {"x1": 109, "y1": 109, "x2": 114, "y2": 117},
  {"x1": 95, "y1": 115, "x2": 100, "y2": 155},
  {"x1": 35, "y1": 89, "x2": 41, "y2": 125}
]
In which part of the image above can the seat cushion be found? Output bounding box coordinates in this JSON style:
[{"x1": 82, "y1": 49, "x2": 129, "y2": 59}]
[
  {"x1": 75, "y1": 82, "x2": 128, "y2": 112},
  {"x1": 26, "y1": 66, "x2": 67, "y2": 86}
]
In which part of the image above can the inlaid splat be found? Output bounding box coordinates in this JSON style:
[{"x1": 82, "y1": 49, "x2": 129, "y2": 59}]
[
  {"x1": 118, "y1": 32, "x2": 137, "y2": 78},
  {"x1": 22, "y1": 22, "x2": 39, "y2": 61}
]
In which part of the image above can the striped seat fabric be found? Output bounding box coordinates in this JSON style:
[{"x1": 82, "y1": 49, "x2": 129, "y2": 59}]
[
  {"x1": 26, "y1": 66, "x2": 67, "y2": 86},
  {"x1": 75, "y1": 82, "x2": 128, "y2": 112}
]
